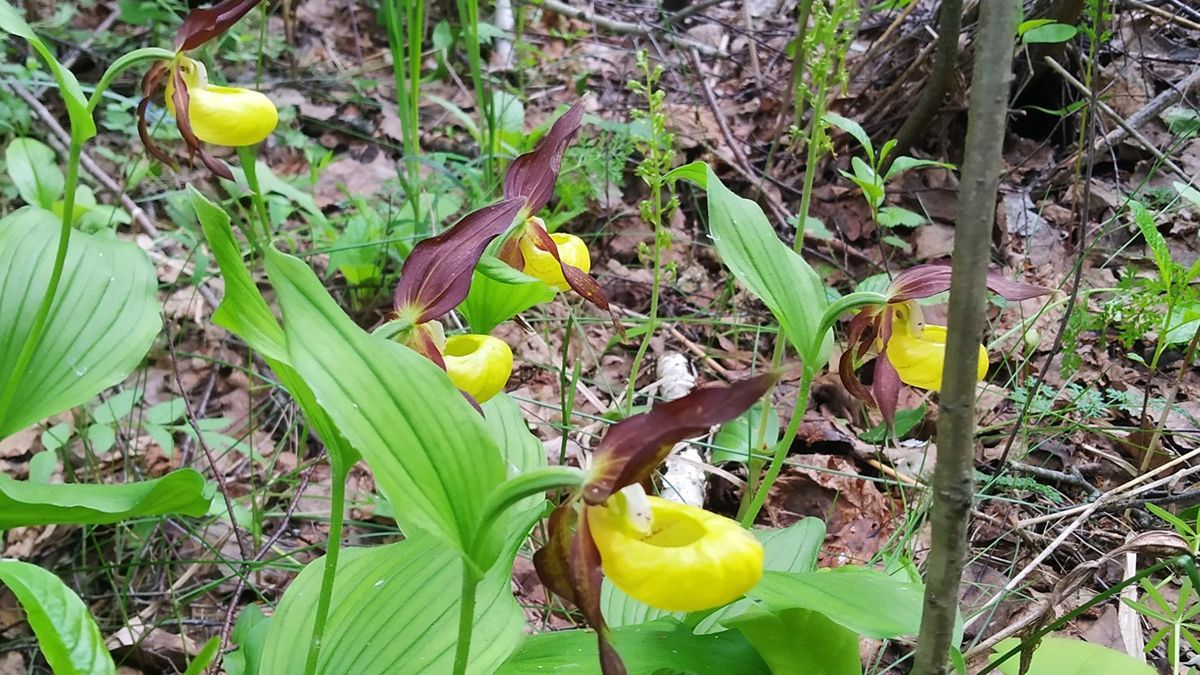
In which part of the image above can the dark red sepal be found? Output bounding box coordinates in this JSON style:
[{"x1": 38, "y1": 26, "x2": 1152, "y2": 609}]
[
  {"x1": 582, "y1": 372, "x2": 778, "y2": 506},
  {"x1": 532, "y1": 505, "x2": 626, "y2": 674},
  {"x1": 176, "y1": 0, "x2": 265, "y2": 51},
  {"x1": 136, "y1": 63, "x2": 175, "y2": 169},
  {"x1": 393, "y1": 197, "x2": 525, "y2": 322},
  {"x1": 872, "y1": 310, "x2": 900, "y2": 424},
  {"x1": 889, "y1": 264, "x2": 1053, "y2": 302},
  {"x1": 528, "y1": 225, "x2": 625, "y2": 339},
  {"x1": 504, "y1": 101, "x2": 584, "y2": 215}
]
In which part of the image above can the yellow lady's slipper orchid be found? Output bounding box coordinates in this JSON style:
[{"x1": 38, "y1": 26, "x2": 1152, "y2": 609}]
[
  {"x1": 442, "y1": 334, "x2": 513, "y2": 403},
  {"x1": 887, "y1": 324, "x2": 988, "y2": 391},
  {"x1": 519, "y1": 231, "x2": 590, "y2": 291},
  {"x1": 165, "y1": 57, "x2": 278, "y2": 147},
  {"x1": 587, "y1": 494, "x2": 764, "y2": 612}
]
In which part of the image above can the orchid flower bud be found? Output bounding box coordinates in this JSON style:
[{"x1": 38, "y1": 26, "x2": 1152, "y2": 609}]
[
  {"x1": 441, "y1": 334, "x2": 513, "y2": 403},
  {"x1": 519, "y1": 230, "x2": 591, "y2": 291},
  {"x1": 165, "y1": 57, "x2": 277, "y2": 147}
]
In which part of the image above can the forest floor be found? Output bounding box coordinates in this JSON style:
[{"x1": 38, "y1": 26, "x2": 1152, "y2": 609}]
[{"x1": 3, "y1": 0, "x2": 1200, "y2": 672}]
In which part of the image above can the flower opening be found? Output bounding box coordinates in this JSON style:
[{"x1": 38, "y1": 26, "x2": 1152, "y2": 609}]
[
  {"x1": 587, "y1": 495, "x2": 763, "y2": 612},
  {"x1": 442, "y1": 334, "x2": 513, "y2": 403}
]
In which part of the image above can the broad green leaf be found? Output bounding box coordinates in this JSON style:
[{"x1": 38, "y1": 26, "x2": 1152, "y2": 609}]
[
  {"x1": 1176, "y1": 181, "x2": 1200, "y2": 211},
  {"x1": 0, "y1": 560, "x2": 114, "y2": 675},
  {"x1": 862, "y1": 404, "x2": 926, "y2": 443},
  {"x1": 459, "y1": 256, "x2": 556, "y2": 334},
  {"x1": 190, "y1": 187, "x2": 358, "y2": 471},
  {"x1": 91, "y1": 389, "x2": 139, "y2": 424},
  {"x1": 497, "y1": 618, "x2": 768, "y2": 674},
  {"x1": 0, "y1": 1, "x2": 96, "y2": 140},
  {"x1": 183, "y1": 637, "x2": 220, "y2": 675},
  {"x1": 190, "y1": 187, "x2": 287, "y2": 362},
  {"x1": 260, "y1": 535, "x2": 525, "y2": 675},
  {"x1": 27, "y1": 449, "x2": 55, "y2": 483},
  {"x1": 725, "y1": 607, "x2": 861, "y2": 675},
  {"x1": 5, "y1": 138, "x2": 63, "y2": 208},
  {"x1": 989, "y1": 637, "x2": 1155, "y2": 675},
  {"x1": 693, "y1": 517, "x2": 826, "y2": 633},
  {"x1": 712, "y1": 401, "x2": 779, "y2": 463},
  {"x1": 877, "y1": 205, "x2": 927, "y2": 229},
  {"x1": 265, "y1": 247, "x2": 506, "y2": 561},
  {"x1": 0, "y1": 469, "x2": 210, "y2": 528},
  {"x1": 0, "y1": 208, "x2": 161, "y2": 439},
  {"x1": 701, "y1": 167, "x2": 831, "y2": 368},
  {"x1": 826, "y1": 112, "x2": 874, "y2": 164},
  {"x1": 884, "y1": 156, "x2": 956, "y2": 182},
  {"x1": 1165, "y1": 304, "x2": 1200, "y2": 345},
  {"x1": 146, "y1": 397, "x2": 187, "y2": 425},
  {"x1": 1021, "y1": 22, "x2": 1078, "y2": 44},
  {"x1": 747, "y1": 567, "x2": 924, "y2": 639},
  {"x1": 224, "y1": 605, "x2": 271, "y2": 675},
  {"x1": 480, "y1": 392, "x2": 550, "y2": 551}
]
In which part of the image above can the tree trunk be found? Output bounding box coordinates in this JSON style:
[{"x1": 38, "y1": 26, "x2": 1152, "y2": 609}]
[{"x1": 910, "y1": 1, "x2": 1019, "y2": 674}]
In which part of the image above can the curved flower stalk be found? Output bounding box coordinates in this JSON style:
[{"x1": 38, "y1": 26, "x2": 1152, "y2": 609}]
[
  {"x1": 533, "y1": 373, "x2": 777, "y2": 674},
  {"x1": 136, "y1": 0, "x2": 276, "y2": 180},
  {"x1": 840, "y1": 264, "x2": 1052, "y2": 423}
]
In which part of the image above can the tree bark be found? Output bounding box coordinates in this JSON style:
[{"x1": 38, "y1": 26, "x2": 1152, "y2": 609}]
[
  {"x1": 887, "y1": 0, "x2": 964, "y2": 165},
  {"x1": 910, "y1": 2, "x2": 1018, "y2": 674}
]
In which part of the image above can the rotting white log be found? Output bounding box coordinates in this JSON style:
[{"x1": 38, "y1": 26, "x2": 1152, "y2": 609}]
[{"x1": 657, "y1": 352, "x2": 708, "y2": 507}]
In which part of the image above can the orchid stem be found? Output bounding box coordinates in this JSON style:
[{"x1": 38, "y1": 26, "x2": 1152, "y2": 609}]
[
  {"x1": 302, "y1": 462, "x2": 348, "y2": 675},
  {"x1": 452, "y1": 565, "x2": 481, "y2": 675},
  {"x1": 236, "y1": 144, "x2": 271, "y2": 243},
  {"x1": 0, "y1": 139, "x2": 82, "y2": 424},
  {"x1": 737, "y1": 336, "x2": 787, "y2": 523},
  {"x1": 741, "y1": 365, "x2": 815, "y2": 527}
]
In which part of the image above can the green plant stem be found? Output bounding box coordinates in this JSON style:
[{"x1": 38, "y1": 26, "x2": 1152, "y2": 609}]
[
  {"x1": 736, "y1": 336, "x2": 787, "y2": 522},
  {"x1": 452, "y1": 565, "x2": 481, "y2": 675},
  {"x1": 0, "y1": 139, "x2": 83, "y2": 423},
  {"x1": 793, "y1": 77, "x2": 830, "y2": 250},
  {"x1": 624, "y1": 209, "x2": 664, "y2": 414},
  {"x1": 791, "y1": 0, "x2": 814, "y2": 127},
  {"x1": 236, "y1": 145, "x2": 271, "y2": 244},
  {"x1": 302, "y1": 463, "x2": 348, "y2": 675},
  {"x1": 87, "y1": 48, "x2": 177, "y2": 112},
  {"x1": 740, "y1": 366, "x2": 815, "y2": 527},
  {"x1": 456, "y1": 0, "x2": 492, "y2": 185}
]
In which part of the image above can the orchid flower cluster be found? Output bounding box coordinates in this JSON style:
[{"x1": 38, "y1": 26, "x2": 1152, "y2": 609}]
[
  {"x1": 840, "y1": 264, "x2": 1052, "y2": 422},
  {"x1": 137, "y1": 0, "x2": 278, "y2": 179},
  {"x1": 389, "y1": 102, "x2": 617, "y2": 403}
]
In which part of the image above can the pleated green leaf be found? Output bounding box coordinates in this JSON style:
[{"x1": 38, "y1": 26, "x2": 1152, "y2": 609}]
[
  {"x1": 724, "y1": 607, "x2": 861, "y2": 675},
  {"x1": 0, "y1": 208, "x2": 160, "y2": 439},
  {"x1": 700, "y1": 165, "x2": 832, "y2": 368},
  {"x1": 747, "y1": 567, "x2": 924, "y2": 639},
  {"x1": 0, "y1": 469, "x2": 210, "y2": 528},
  {"x1": 497, "y1": 618, "x2": 768, "y2": 674},
  {"x1": 0, "y1": 560, "x2": 115, "y2": 675},
  {"x1": 259, "y1": 536, "x2": 525, "y2": 674},
  {"x1": 459, "y1": 256, "x2": 555, "y2": 334},
  {"x1": 190, "y1": 188, "x2": 359, "y2": 471},
  {"x1": 265, "y1": 247, "x2": 505, "y2": 561}
]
